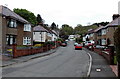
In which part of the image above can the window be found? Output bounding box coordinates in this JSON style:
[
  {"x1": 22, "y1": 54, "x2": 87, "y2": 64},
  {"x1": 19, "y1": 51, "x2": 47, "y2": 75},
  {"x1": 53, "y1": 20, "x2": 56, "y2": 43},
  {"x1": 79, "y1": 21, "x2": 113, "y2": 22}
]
[
  {"x1": 7, "y1": 19, "x2": 17, "y2": 28},
  {"x1": 107, "y1": 28, "x2": 109, "y2": 32},
  {"x1": 101, "y1": 38, "x2": 106, "y2": 45},
  {"x1": 24, "y1": 24, "x2": 31, "y2": 32},
  {"x1": 90, "y1": 33, "x2": 93, "y2": 37},
  {"x1": 6, "y1": 35, "x2": 16, "y2": 45},
  {"x1": 47, "y1": 33, "x2": 52, "y2": 37},
  {"x1": 23, "y1": 37, "x2": 31, "y2": 45},
  {"x1": 102, "y1": 29, "x2": 106, "y2": 35}
]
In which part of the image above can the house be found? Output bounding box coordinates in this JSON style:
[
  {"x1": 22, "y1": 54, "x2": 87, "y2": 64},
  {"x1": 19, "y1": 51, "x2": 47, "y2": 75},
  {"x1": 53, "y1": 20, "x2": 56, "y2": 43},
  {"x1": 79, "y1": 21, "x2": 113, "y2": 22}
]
[
  {"x1": 51, "y1": 30, "x2": 58, "y2": 41},
  {"x1": 83, "y1": 29, "x2": 95, "y2": 44},
  {"x1": 93, "y1": 14, "x2": 120, "y2": 46},
  {"x1": 104, "y1": 14, "x2": 120, "y2": 46},
  {"x1": 0, "y1": 5, "x2": 33, "y2": 53},
  {"x1": 93, "y1": 26, "x2": 105, "y2": 45},
  {"x1": 33, "y1": 25, "x2": 52, "y2": 44}
]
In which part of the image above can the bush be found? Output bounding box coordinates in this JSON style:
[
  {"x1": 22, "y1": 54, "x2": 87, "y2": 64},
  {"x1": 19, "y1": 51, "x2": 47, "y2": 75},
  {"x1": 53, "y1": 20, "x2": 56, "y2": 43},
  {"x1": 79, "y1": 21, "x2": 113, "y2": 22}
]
[
  {"x1": 114, "y1": 26, "x2": 120, "y2": 63},
  {"x1": 34, "y1": 44, "x2": 43, "y2": 47}
]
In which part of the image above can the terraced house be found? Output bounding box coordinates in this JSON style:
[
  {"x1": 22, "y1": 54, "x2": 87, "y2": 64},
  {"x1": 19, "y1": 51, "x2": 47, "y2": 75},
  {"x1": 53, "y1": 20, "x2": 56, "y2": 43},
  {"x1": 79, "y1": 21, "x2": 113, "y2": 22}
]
[{"x1": 0, "y1": 5, "x2": 33, "y2": 53}]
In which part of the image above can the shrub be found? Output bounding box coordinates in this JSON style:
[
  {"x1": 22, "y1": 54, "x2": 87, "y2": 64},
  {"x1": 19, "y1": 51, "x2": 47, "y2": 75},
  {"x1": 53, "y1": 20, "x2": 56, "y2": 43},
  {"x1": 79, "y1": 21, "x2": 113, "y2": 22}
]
[
  {"x1": 34, "y1": 44, "x2": 43, "y2": 47},
  {"x1": 114, "y1": 26, "x2": 120, "y2": 63}
]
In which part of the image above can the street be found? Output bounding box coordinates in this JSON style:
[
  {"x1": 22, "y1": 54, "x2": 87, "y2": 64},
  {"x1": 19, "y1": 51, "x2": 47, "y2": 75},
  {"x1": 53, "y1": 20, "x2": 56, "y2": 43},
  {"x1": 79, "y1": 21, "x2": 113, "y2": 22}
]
[{"x1": 2, "y1": 41, "x2": 90, "y2": 77}]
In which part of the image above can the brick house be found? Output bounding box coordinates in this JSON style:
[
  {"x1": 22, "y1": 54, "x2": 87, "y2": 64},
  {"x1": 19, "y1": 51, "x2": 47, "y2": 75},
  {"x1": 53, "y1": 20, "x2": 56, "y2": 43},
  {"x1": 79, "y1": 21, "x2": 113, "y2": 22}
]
[
  {"x1": 0, "y1": 5, "x2": 33, "y2": 53},
  {"x1": 104, "y1": 15, "x2": 120, "y2": 46},
  {"x1": 93, "y1": 14, "x2": 120, "y2": 46}
]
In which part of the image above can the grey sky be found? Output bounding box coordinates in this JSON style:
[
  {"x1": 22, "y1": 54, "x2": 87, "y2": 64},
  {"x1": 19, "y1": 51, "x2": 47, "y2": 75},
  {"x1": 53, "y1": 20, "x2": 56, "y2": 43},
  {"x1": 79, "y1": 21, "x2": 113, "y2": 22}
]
[{"x1": 1, "y1": 0, "x2": 119, "y2": 28}]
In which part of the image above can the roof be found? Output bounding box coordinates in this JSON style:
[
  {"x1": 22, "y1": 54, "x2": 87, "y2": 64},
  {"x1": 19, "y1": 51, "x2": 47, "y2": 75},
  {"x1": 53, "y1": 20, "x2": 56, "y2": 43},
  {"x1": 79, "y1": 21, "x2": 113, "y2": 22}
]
[
  {"x1": 94, "y1": 26, "x2": 104, "y2": 32},
  {"x1": 0, "y1": 5, "x2": 29, "y2": 23},
  {"x1": 105, "y1": 16, "x2": 120, "y2": 28},
  {"x1": 33, "y1": 25, "x2": 49, "y2": 32},
  {"x1": 87, "y1": 29, "x2": 95, "y2": 34},
  {"x1": 51, "y1": 30, "x2": 58, "y2": 36}
]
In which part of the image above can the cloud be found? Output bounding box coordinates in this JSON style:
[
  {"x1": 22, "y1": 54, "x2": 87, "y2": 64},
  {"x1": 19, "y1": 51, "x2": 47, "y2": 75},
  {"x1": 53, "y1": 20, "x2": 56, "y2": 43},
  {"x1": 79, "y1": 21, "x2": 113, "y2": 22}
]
[{"x1": 1, "y1": 0, "x2": 119, "y2": 27}]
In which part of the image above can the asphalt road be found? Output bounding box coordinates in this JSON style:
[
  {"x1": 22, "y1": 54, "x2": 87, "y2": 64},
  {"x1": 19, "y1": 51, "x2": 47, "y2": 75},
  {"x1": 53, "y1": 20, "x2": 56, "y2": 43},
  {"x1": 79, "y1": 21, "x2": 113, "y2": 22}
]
[{"x1": 2, "y1": 41, "x2": 90, "y2": 77}]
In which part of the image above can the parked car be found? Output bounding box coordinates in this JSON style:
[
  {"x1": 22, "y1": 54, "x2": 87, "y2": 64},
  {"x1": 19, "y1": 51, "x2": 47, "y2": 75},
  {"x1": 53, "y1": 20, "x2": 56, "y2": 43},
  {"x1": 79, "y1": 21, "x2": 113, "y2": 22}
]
[
  {"x1": 74, "y1": 42, "x2": 78, "y2": 46},
  {"x1": 75, "y1": 44, "x2": 82, "y2": 50},
  {"x1": 61, "y1": 42, "x2": 67, "y2": 47},
  {"x1": 85, "y1": 41, "x2": 93, "y2": 46}
]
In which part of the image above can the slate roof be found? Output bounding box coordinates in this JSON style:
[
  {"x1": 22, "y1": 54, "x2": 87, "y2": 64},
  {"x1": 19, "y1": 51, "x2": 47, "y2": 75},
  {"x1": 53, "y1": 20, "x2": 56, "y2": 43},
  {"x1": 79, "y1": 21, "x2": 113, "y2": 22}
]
[
  {"x1": 51, "y1": 30, "x2": 58, "y2": 36},
  {"x1": 94, "y1": 26, "x2": 104, "y2": 32},
  {"x1": 105, "y1": 16, "x2": 120, "y2": 28},
  {"x1": 33, "y1": 25, "x2": 49, "y2": 32},
  {"x1": 0, "y1": 5, "x2": 29, "y2": 23}
]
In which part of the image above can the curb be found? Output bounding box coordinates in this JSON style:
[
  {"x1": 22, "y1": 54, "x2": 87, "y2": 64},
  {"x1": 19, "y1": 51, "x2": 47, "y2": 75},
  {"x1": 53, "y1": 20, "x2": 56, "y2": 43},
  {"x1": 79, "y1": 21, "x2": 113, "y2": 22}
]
[
  {"x1": 1, "y1": 49, "x2": 57, "y2": 67},
  {"x1": 87, "y1": 52, "x2": 92, "y2": 77}
]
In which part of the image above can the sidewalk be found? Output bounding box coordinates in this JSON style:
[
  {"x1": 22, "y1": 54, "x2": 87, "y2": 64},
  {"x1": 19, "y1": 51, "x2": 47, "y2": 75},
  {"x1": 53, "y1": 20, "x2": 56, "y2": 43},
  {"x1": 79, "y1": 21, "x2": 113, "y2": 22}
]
[
  {"x1": 0, "y1": 48, "x2": 57, "y2": 67},
  {"x1": 84, "y1": 48, "x2": 117, "y2": 78}
]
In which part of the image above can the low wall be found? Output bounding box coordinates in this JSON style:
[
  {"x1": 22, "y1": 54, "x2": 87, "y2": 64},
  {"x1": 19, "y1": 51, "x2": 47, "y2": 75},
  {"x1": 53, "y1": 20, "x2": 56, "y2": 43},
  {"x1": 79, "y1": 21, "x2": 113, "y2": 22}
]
[{"x1": 12, "y1": 44, "x2": 59, "y2": 58}]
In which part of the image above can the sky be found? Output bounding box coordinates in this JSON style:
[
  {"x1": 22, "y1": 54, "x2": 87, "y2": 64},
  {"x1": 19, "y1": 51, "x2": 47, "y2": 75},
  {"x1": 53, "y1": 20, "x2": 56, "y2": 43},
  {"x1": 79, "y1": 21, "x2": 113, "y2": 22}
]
[{"x1": 1, "y1": 0, "x2": 120, "y2": 28}]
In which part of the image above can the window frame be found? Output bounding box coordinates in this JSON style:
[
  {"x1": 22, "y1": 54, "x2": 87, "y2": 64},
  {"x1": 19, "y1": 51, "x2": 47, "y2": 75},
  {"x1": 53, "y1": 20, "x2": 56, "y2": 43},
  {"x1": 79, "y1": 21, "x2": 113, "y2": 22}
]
[
  {"x1": 7, "y1": 19, "x2": 17, "y2": 28},
  {"x1": 24, "y1": 24, "x2": 31, "y2": 32},
  {"x1": 23, "y1": 37, "x2": 31, "y2": 45}
]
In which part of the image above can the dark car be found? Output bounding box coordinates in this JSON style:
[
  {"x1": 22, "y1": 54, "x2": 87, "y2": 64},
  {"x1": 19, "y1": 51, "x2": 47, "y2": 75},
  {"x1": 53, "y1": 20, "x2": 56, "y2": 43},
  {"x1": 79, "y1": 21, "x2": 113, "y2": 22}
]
[{"x1": 61, "y1": 42, "x2": 67, "y2": 47}]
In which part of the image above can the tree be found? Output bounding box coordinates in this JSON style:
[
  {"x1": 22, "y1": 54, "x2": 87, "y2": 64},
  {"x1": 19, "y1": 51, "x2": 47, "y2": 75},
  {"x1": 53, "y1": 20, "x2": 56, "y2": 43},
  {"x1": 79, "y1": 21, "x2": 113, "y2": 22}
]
[
  {"x1": 61, "y1": 24, "x2": 73, "y2": 35},
  {"x1": 92, "y1": 22, "x2": 109, "y2": 26},
  {"x1": 59, "y1": 24, "x2": 73, "y2": 39},
  {"x1": 37, "y1": 14, "x2": 44, "y2": 25},
  {"x1": 114, "y1": 26, "x2": 120, "y2": 78},
  {"x1": 13, "y1": 8, "x2": 37, "y2": 25},
  {"x1": 74, "y1": 24, "x2": 98, "y2": 35},
  {"x1": 51, "y1": 22, "x2": 57, "y2": 30}
]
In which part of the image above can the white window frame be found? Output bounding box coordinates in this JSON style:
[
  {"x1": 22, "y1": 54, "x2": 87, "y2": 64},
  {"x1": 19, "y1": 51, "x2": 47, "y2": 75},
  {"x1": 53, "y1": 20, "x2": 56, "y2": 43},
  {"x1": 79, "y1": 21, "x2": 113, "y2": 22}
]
[
  {"x1": 101, "y1": 38, "x2": 106, "y2": 45},
  {"x1": 102, "y1": 29, "x2": 106, "y2": 35},
  {"x1": 23, "y1": 37, "x2": 31, "y2": 45},
  {"x1": 9, "y1": 19, "x2": 17, "y2": 28},
  {"x1": 24, "y1": 24, "x2": 31, "y2": 32}
]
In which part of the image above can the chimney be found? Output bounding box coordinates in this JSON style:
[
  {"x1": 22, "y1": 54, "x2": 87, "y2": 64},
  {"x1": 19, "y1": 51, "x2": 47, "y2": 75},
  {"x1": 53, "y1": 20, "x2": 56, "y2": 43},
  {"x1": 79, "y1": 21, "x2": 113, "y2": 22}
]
[{"x1": 112, "y1": 14, "x2": 120, "y2": 20}]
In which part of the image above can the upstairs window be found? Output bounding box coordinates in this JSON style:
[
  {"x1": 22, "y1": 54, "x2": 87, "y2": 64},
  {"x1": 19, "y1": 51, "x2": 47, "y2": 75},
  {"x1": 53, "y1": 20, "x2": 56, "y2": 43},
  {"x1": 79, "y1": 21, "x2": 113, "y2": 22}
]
[
  {"x1": 102, "y1": 29, "x2": 106, "y2": 35},
  {"x1": 7, "y1": 19, "x2": 17, "y2": 28},
  {"x1": 24, "y1": 24, "x2": 31, "y2": 32}
]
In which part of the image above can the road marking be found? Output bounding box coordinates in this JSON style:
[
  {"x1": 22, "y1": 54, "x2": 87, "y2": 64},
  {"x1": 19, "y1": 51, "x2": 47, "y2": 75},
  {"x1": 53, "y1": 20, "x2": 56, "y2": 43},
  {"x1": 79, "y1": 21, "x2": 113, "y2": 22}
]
[{"x1": 87, "y1": 52, "x2": 92, "y2": 77}]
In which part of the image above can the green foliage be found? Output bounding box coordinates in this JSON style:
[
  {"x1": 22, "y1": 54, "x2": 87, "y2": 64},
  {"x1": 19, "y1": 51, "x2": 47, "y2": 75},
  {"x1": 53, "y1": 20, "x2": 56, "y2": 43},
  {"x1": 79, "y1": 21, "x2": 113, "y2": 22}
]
[
  {"x1": 37, "y1": 14, "x2": 44, "y2": 25},
  {"x1": 74, "y1": 24, "x2": 98, "y2": 35},
  {"x1": 51, "y1": 22, "x2": 57, "y2": 30},
  {"x1": 60, "y1": 24, "x2": 74, "y2": 35},
  {"x1": 75, "y1": 38, "x2": 83, "y2": 43},
  {"x1": 114, "y1": 56, "x2": 117, "y2": 65},
  {"x1": 44, "y1": 41, "x2": 55, "y2": 46},
  {"x1": 92, "y1": 22, "x2": 109, "y2": 26},
  {"x1": 114, "y1": 26, "x2": 120, "y2": 63},
  {"x1": 13, "y1": 8, "x2": 37, "y2": 25}
]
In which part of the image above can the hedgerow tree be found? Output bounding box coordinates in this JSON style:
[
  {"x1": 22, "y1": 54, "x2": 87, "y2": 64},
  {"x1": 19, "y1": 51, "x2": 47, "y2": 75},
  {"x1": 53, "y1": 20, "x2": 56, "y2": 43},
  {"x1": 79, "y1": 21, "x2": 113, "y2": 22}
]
[
  {"x1": 14, "y1": 8, "x2": 37, "y2": 25},
  {"x1": 114, "y1": 26, "x2": 120, "y2": 78}
]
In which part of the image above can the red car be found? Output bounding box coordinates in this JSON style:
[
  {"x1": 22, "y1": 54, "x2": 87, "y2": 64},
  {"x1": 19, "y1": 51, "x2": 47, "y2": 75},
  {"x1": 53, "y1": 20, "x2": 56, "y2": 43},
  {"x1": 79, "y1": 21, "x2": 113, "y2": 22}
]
[{"x1": 75, "y1": 44, "x2": 82, "y2": 50}]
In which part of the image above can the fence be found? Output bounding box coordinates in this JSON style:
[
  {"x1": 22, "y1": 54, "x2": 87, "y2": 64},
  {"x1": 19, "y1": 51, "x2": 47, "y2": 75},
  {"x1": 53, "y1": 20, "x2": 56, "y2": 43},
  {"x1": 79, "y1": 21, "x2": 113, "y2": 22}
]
[
  {"x1": 12, "y1": 42, "x2": 60, "y2": 58},
  {"x1": 87, "y1": 46, "x2": 115, "y2": 65}
]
